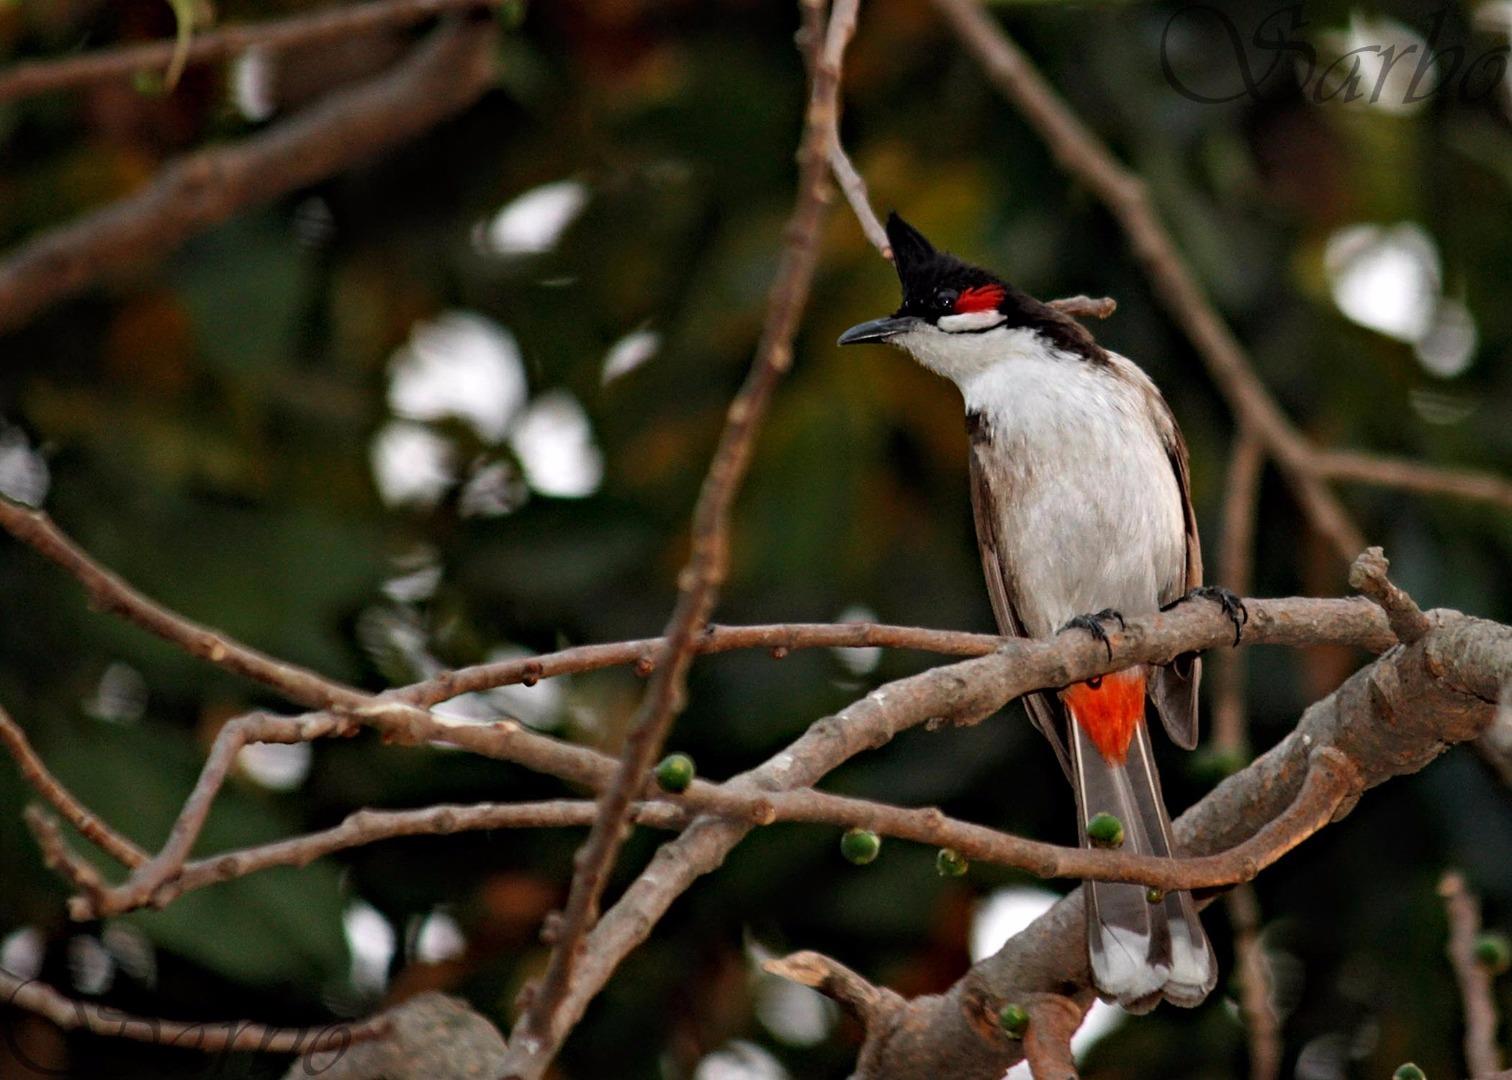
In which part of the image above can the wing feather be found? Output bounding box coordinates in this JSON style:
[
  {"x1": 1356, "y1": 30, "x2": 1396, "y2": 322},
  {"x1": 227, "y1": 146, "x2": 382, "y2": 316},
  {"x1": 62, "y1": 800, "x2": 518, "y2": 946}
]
[
  {"x1": 1149, "y1": 406, "x2": 1202, "y2": 750},
  {"x1": 966, "y1": 413, "x2": 1073, "y2": 780}
]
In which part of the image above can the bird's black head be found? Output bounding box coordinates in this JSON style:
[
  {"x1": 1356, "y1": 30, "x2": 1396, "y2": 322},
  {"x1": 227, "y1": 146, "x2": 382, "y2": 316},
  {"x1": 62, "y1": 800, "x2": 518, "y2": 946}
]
[
  {"x1": 886, "y1": 212, "x2": 1019, "y2": 324},
  {"x1": 838, "y1": 214, "x2": 1099, "y2": 366}
]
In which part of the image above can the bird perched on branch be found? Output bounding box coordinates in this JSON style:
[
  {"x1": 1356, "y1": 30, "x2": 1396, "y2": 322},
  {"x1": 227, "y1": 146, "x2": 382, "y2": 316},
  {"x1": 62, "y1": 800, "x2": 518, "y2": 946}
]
[{"x1": 839, "y1": 213, "x2": 1243, "y2": 1012}]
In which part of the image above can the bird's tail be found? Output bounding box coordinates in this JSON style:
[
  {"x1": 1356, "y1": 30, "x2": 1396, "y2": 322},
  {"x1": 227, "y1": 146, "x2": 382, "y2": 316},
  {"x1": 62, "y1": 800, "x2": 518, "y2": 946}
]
[{"x1": 1060, "y1": 666, "x2": 1216, "y2": 1013}]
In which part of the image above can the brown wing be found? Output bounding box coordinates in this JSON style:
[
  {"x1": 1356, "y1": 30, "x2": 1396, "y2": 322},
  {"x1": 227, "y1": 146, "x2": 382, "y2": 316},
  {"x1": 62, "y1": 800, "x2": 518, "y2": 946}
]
[
  {"x1": 1149, "y1": 412, "x2": 1202, "y2": 750},
  {"x1": 966, "y1": 414, "x2": 1073, "y2": 780}
]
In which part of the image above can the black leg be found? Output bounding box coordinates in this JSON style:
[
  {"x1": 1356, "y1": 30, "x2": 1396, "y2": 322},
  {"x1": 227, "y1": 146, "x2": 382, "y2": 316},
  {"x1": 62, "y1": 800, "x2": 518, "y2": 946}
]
[
  {"x1": 1161, "y1": 585, "x2": 1248, "y2": 646},
  {"x1": 1059, "y1": 608, "x2": 1125, "y2": 661}
]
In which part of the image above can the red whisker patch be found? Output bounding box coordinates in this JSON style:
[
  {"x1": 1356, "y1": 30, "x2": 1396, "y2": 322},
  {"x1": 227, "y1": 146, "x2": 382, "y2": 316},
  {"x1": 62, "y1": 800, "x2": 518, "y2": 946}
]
[{"x1": 954, "y1": 285, "x2": 1006, "y2": 314}]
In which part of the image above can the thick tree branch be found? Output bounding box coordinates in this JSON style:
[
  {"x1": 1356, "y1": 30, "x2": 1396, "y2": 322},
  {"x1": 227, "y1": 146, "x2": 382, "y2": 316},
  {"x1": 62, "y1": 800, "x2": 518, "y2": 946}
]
[
  {"x1": 0, "y1": 17, "x2": 497, "y2": 336},
  {"x1": 1, "y1": 484, "x2": 1400, "y2": 927},
  {"x1": 491, "y1": 591, "x2": 1412, "y2": 1073},
  {"x1": 15, "y1": 660, "x2": 1362, "y2": 917},
  {"x1": 1021, "y1": 994, "x2": 1083, "y2": 1080},
  {"x1": 846, "y1": 607, "x2": 1509, "y2": 1078}
]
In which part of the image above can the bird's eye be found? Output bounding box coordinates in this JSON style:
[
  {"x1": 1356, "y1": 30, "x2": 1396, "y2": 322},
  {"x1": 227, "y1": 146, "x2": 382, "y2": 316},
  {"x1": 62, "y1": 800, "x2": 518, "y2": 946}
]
[{"x1": 935, "y1": 288, "x2": 958, "y2": 310}]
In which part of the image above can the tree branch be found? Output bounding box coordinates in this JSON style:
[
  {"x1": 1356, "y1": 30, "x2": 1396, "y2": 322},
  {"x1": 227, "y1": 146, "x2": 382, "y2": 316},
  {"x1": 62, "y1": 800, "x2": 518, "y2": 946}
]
[
  {"x1": 1440, "y1": 870, "x2": 1505, "y2": 1078},
  {"x1": 170, "y1": 799, "x2": 687, "y2": 899},
  {"x1": 1350, "y1": 546, "x2": 1431, "y2": 645},
  {"x1": 847, "y1": 606, "x2": 1509, "y2": 1077},
  {"x1": 0, "y1": 500, "x2": 381, "y2": 709},
  {"x1": 0, "y1": 707, "x2": 148, "y2": 868},
  {"x1": 396, "y1": 621, "x2": 1005, "y2": 705},
  {"x1": 0, "y1": 16, "x2": 497, "y2": 336},
  {"x1": 0, "y1": 0, "x2": 501, "y2": 104},
  {"x1": 1212, "y1": 429, "x2": 1266, "y2": 756},
  {"x1": 504, "y1": 0, "x2": 860, "y2": 1066},
  {"x1": 487, "y1": 587, "x2": 1427, "y2": 1075},
  {"x1": 1310, "y1": 449, "x2": 1512, "y2": 512},
  {"x1": 0, "y1": 968, "x2": 385, "y2": 1053},
  {"x1": 1226, "y1": 883, "x2": 1281, "y2": 1080},
  {"x1": 930, "y1": 0, "x2": 1510, "y2": 556},
  {"x1": 1021, "y1": 994, "x2": 1083, "y2": 1080},
  {"x1": 17, "y1": 647, "x2": 1365, "y2": 917}
]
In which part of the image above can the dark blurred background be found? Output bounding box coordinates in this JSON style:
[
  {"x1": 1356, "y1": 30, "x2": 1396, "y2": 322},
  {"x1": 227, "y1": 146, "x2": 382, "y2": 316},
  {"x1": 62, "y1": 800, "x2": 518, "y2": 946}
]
[{"x1": 2, "y1": 0, "x2": 1511, "y2": 1076}]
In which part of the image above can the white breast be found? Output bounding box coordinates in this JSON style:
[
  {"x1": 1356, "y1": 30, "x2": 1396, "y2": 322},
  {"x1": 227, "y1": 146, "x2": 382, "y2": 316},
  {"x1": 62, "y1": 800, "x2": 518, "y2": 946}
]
[{"x1": 958, "y1": 337, "x2": 1186, "y2": 636}]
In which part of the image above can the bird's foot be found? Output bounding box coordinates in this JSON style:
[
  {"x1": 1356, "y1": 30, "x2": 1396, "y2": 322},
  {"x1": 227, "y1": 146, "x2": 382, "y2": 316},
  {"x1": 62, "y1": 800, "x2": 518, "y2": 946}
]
[
  {"x1": 1162, "y1": 585, "x2": 1248, "y2": 646},
  {"x1": 1059, "y1": 608, "x2": 1125, "y2": 661}
]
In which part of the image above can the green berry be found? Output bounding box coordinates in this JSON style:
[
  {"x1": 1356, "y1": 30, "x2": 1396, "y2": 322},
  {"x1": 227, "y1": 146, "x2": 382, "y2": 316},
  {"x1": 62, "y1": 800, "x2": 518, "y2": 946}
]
[
  {"x1": 1393, "y1": 1065, "x2": 1426, "y2": 1080},
  {"x1": 936, "y1": 848, "x2": 969, "y2": 878},
  {"x1": 1086, "y1": 812, "x2": 1124, "y2": 849},
  {"x1": 1474, "y1": 932, "x2": 1511, "y2": 975},
  {"x1": 840, "y1": 828, "x2": 881, "y2": 865},
  {"x1": 998, "y1": 1003, "x2": 1029, "y2": 1039},
  {"x1": 1192, "y1": 746, "x2": 1248, "y2": 782},
  {"x1": 654, "y1": 753, "x2": 695, "y2": 793}
]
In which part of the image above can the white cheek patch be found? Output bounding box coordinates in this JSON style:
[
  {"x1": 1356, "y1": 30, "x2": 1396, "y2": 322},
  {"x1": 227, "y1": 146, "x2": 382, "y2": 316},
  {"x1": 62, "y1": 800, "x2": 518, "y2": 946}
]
[{"x1": 937, "y1": 310, "x2": 1007, "y2": 333}]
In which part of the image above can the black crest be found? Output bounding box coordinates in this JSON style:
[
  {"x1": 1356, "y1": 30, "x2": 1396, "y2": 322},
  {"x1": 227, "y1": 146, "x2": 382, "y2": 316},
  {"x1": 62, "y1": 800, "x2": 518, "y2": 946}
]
[{"x1": 884, "y1": 212, "x2": 1105, "y2": 361}]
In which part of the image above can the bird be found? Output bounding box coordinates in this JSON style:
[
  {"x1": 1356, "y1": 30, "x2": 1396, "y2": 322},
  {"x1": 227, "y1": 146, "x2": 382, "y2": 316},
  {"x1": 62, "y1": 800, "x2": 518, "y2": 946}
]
[{"x1": 838, "y1": 212, "x2": 1243, "y2": 1012}]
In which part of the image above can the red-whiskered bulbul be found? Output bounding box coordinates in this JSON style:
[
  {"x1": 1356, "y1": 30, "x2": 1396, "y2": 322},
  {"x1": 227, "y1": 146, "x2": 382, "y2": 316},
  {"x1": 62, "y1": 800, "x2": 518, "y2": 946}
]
[{"x1": 839, "y1": 213, "x2": 1243, "y2": 1012}]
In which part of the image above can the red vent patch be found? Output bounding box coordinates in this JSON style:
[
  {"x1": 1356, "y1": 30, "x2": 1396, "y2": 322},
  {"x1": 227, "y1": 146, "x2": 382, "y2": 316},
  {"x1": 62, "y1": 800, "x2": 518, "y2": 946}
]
[{"x1": 954, "y1": 285, "x2": 1006, "y2": 314}]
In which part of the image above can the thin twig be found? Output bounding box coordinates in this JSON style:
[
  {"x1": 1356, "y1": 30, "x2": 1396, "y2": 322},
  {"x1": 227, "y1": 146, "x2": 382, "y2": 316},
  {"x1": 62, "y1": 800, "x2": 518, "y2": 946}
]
[
  {"x1": 0, "y1": 17, "x2": 497, "y2": 335},
  {"x1": 0, "y1": 501, "x2": 370, "y2": 709},
  {"x1": 763, "y1": 951, "x2": 900, "y2": 1028},
  {"x1": 931, "y1": 0, "x2": 1370, "y2": 560},
  {"x1": 0, "y1": 968, "x2": 385, "y2": 1053},
  {"x1": 1046, "y1": 294, "x2": 1116, "y2": 320},
  {"x1": 496, "y1": 586, "x2": 1425, "y2": 1075},
  {"x1": 506, "y1": 0, "x2": 860, "y2": 1064},
  {"x1": 829, "y1": 140, "x2": 892, "y2": 258},
  {"x1": 24, "y1": 807, "x2": 111, "y2": 910},
  {"x1": 1440, "y1": 870, "x2": 1505, "y2": 1077},
  {"x1": 0, "y1": 708, "x2": 148, "y2": 868},
  {"x1": 1213, "y1": 429, "x2": 1266, "y2": 756},
  {"x1": 0, "y1": 0, "x2": 499, "y2": 104},
  {"x1": 1226, "y1": 884, "x2": 1281, "y2": 1080},
  {"x1": 1350, "y1": 546, "x2": 1432, "y2": 645},
  {"x1": 1311, "y1": 450, "x2": 1512, "y2": 511},
  {"x1": 119, "y1": 735, "x2": 1355, "y2": 914},
  {"x1": 169, "y1": 799, "x2": 688, "y2": 900},
  {"x1": 1, "y1": 486, "x2": 1397, "y2": 922},
  {"x1": 397, "y1": 621, "x2": 1005, "y2": 706}
]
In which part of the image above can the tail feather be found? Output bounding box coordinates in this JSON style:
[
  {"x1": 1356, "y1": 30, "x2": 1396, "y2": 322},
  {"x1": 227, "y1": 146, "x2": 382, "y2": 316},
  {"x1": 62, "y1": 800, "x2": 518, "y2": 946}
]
[{"x1": 1065, "y1": 670, "x2": 1216, "y2": 1012}]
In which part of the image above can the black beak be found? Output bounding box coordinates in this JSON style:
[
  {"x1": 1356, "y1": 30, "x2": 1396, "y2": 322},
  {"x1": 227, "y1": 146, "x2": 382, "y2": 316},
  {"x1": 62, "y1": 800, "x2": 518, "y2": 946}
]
[{"x1": 837, "y1": 315, "x2": 919, "y2": 346}]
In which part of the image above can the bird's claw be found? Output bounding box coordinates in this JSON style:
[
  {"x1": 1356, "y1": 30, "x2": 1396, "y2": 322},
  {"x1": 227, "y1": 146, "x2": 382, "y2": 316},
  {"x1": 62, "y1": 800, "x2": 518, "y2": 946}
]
[
  {"x1": 1059, "y1": 608, "x2": 1125, "y2": 661},
  {"x1": 1163, "y1": 585, "x2": 1248, "y2": 646}
]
